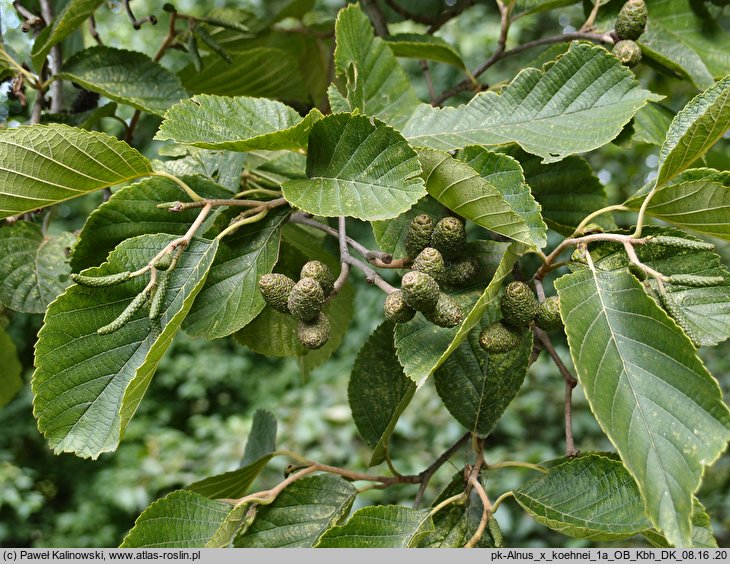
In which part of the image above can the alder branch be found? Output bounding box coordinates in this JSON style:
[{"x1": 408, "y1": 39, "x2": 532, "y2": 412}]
[
  {"x1": 38, "y1": 0, "x2": 63, "y2": 113},
  {"x1": 413, "y1": 431, "x2": 471, "y2": 508},
  {"x1": 361, "y1": 0, "x2": 389, "y2": 36}
]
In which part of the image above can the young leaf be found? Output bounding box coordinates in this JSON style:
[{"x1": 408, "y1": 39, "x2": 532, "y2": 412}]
[
  {"x1": 513, "y1": 453, "x2": 652, "y2": 540},
  {"x1": 281, "y1": 114, "x2": 426, "y2": 221},
  {"x1": 348, "y1": 322, "x2": 415, "y2": 466},
  {"x1": 157, "y1": 95, "x2": 322, "y2": 152},
  {"x1": 654, "y1": 77, "x2": 730, "y2": 187},
  {"x1": 402, "y1": 43, "x2": 660, "y2": 163},
  {"x1": 33, "y1": 234, "x2": 219, "y2": 459},
  {"x1": 120, "y1": 490, "x2": 245, "y2": 548},
  {"x1": 314, "y1": 506, "x2": 433, "y2": 548},
  {"x1": 417, "y1": 149, "x2": 534, "y2": 247},
  {"x1": 386, "y1": 34, "x2": 466, "y2": 71},
  {"x1": 58, "y1": 47, "x2": 188, "y2": 116},
  {"x1": 183, "y1": 208, "x2": 289, "y2": 339},
  {"x1": 555, "y1": 267, "x2": 730, "y2": 547},
  {"x1": 234, "y1": 475, "x2": 357, "y2": 547},
  {"x1": 0, "y1": 222, "x2": 74, "y2": 313},
  {"x1": 0, "y1": 328, "x2": 22, "y2": 408},
  {"x1": 434, "y1": 308, "x2": 532, "y2": 436},
  {"x1": 459, "y1": 146, "x2": 548, "y2": 249},
  {"x1": 0, "y1": 125, "x2": 151, "y2": 219}
]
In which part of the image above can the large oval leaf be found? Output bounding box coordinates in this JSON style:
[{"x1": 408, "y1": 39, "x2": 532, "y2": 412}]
[
  {"x1": 0, "y1": 124, "x2": 151, "y2": 219},
  {"x1": 33, "y1": 234, "x2": 219, "y2": 459}
]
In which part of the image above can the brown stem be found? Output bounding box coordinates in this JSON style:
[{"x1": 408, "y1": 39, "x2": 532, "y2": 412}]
[
  {"x1": 580, "y1": 1, "x2": 602, "y2": 32},
  {"x1": 413, "y1": 431, "x2": 471, "y2": 508},
  {"x1": 123, "y1": 0, "x2": 157, "y2": 30},
  {"x1": 465, "y1": 473, "x2": 491, "y2": 548},
  {"x1": 163, "y1": 197, "x2": 288, "y2": 212},
  {"x1": 154, "y1": 11, "x2": 178, "y2": 62},
  {"x1": 383, "y1": 0, "x2": 435, "y2": 25},
  {"x1": 361, "y1": 0, "x2": 389, "y2": 36},
  {"x1": 38, "y1": 0, "x2": 63, "y2": 113},
  {"x1": 420, "y1": 60, "x2": 437, "y2": 105},
  {"x1": 89, "y1": 15, "x2": 103, "y2": 45}
]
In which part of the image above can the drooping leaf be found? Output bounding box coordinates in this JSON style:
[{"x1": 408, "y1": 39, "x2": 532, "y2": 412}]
[
  {"x1": 459, "y1": 146, "x2": 547, "y2": 249},
  {"x1": 57, "y1": 47, "x2": 188, "y2": 116},
  {"x1": 315, "y1": 506, "x2": 433, "y2": 548},
  {"x1": 234, "y1": 475, "x2": 357, "y2": 547},
  {"x1": 654, "y1": 77, "x2": 730, "y2": 188},
  {"x1": 281, "y1": 113, "x2": 426, "y2": 221},
  {"x1": 514, "y1": 453, "x2": 652, "y2": 540},
  {"x1": 33, "y1": 234, "x2": 219, "y2": 459},
  {"x1": 30, "y1": 0, "x2": 104, "y2": 72},
  {"x1": 386, "y1": 34, "x2": 466, "y2": 70},
  {"x1": 0, "y1": 222, "x2": 74, "y2": 313},
  {"x1": 418, "y1": 149, "x2": 534, "y2": 247},
  {"x1": 0, "y1": 124, "x2": 151, "y2": 219},
  {"x1": 555, "y1": 267, "x2": 730, "y2": 547},
  {"x1": 242, "y1": 408, "x2": 277, "y2": 466},
  {"x1": 71, "y1": 176, "x2": 230, "y2": 271},
  {"x1": 157, "y1": 95, "x2": 322, "y2": 152},
  {"x1": 184, "y1": 208, "x2": 289, "y2": 339},
  {"x1": 372, "y1": 196, "x2": 449, "y2": 257},
  {"x1": 0, "y1": 328, "x2": 22, "y2": 408},
  {"x1": 402, "y1": 43, "x2": 660, "y2": 163},
  {"x1": 644, "y1": 498, "x2": 718, "y2": 549},
  {"x1": 120, "y1": 490, "x2": 245, "y2": 548},
  {"x1": 434, "y1": 306, "x2": 532, "y2": 436},
  {"x1": 333, "y1": 5, "x2": 421, "y2": 129},
  {"x1": 349, "y1": 322, "x2": 415, "y2": 466}
]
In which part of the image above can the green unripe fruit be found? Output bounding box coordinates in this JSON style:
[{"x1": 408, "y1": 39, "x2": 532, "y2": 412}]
[
  {"x1": 384, "y1": 290, "x2": 416, "y2": 324},
  {"x1": 288, "y1": 277, "x2": 325, "y2": 321},
  {"x1": 153, "y1": 254, "x2": 173, "y2": 271},
  {"x1": 297, "y1": 313, "x2": 331, "y2": 350},
  {"x1": 500, "y1": 281, "x2": 539, "y2": 328},
  {"x1": 628, "y1": 263, "x2": 648, "y2": 281},
  {"x1": 615, "y1": 0, "x2": 647, "y2": 40},
  {"x1": 479, "y1": 322, "x2": 523, "y2": 354},
  {"x1": 412, "y1": 247, "x2": 445, "y2": 284},
  {"x1": 401, "y1": 271, "x2": 440, "y2": 312},
  {"x1": 405, "y1": 214, "x2": 434, "y2": 258},
  {"x1": 301, "y1": 260, "x2": 335, "y2": 297},
  {"x1": 423, "y1": 293, "x2": 463, "y2": 328},
  {"x1": 535, "y1": 296, "x2": 563, "y2": 332},
  {"x1": 431, "y1": 217, "x2": 466, "y2": 257},
  {"x1": 444, "y1": 256, "x2": 478, "y2": 287},
  {"x1": 613, "y1": 40, "x2": 642, "y2": 67},
  {"x1": 570, "y1": 246, "x2": 588, "y2": 264},
  {"x1": 259, "y1": 273, "x2": 295, "y2": 314}
]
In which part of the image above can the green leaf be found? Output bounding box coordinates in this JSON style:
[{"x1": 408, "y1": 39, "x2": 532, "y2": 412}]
[
  {"x1": 555, "y1": 267, "x2": 730, "y2": 547},
  {"x1": 333, "y1": 5, "x2": 421, "y2": 129},
  {"x1": 402, "y1": 43, "x2": 660, "y2": 163},
  {"x1": 235, "y1": 475, "x2": 357, "y2": 547},
  {"x1": 515, "y1": 0, "x2": 580, "y2": 17},
  {"x1": 385, "y1": 34, "x2": 466, "y2": 71},
  {"x1": 157, "y1": 95, "x2": 322, "y2": 152},
  {"x1": 0, "y1": 328, "x2": 22, "y2": 408},
  {"x1": 655, "y1": 77, "x2": 730, "y2": 188},
  {"x1": 281, "y1": 113, "x2": 425, "y2": 221},
  {"x1": 262, "y1": 0, "x2": 316, "y2": 24},
  {"x1": 0, "y1": 124, "x2": 151, "y2": 219},
  {"x1": 418, "y1": 148, "x2": 534, "y2": 247},
  {"x1": 30, "y1": 0, "x2": 104, "y2": 72},
  {"x1": 120, "y1": 490, "x2": 245, "y2": 548},
  {"x1": 372, "y1": 196, "x2": 449, "y2": 257},
  {"x1": 33, "y1": 234, "x2": 219, "y2": 459},
  {"x1": 632, "y1": 103, "x2": 675, "y2": 147},
  {"x1": 640, "y1": 0, "x2": 730, "y2": 90},
  {"x1": 349, "y1": 322, "x2": 415, "y2": 466},
  {"x1": 154, "y1": 148, "x2": 245, "y2": 192},
  {"x1": 315, "y1": 505, "x2": 433, "y2": 548},
  {"x1": 0, "y1": 222, "x2": 75, "y2": 313},
  {"x1": 644, "y1": 498, "x2": 718, "y2": 549},
  {"x1": 434, "y1": 307, "x2": 532, "y2": 436},
  {"x1": 184, "y1": 208, "x2": 289, "y2": 339},
  {"x1": 459, "y1": 146, "x2": 547, "y2": 249},
  {"x1": 71, "y1": 176, "x2": 230, "y2": 271},
  {"x1": 505, "y1": 147, "x2": 613, "y2": 235},
  {"x1": 57, "y1": 47, "x2": 188, "y2": 117},
  {"x1": 514, "y1": 453, "x2": 652, "y2": 540},
  {"x1": 242, "y1": 408, "x2": 277, "y2": 466}
]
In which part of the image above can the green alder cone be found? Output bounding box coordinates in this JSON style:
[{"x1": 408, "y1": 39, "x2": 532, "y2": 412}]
[
  {"x1": 443, "y1": 256, "x2": 478, "y2": 287},
  {"x1": 153, "y1": 254, "x2": 173, "y2": 271},
  {"x1": 288, "y1": 277, "x2": 325, "y2": 321},
  {"x1": 412, "y1": 247, "x2": 446, "y2": 284},
  {"x1": 615, "y1": 0, "x2": 648, "y2": 40},
  {"x1": 259, "y1": 273, "x2": 296, "y2": 314},
  {"x1": 535, "y1": 295, "x2": 563, "y2": 332},
  {"x1": 423, "y1": 292, "x2": 463, "y2": 328},
  {"x1": 301, "y1": 260, "x2": 335, "y2": 297},
  {"x1": 613, "y1": 40, "x2": 642, "y2": 68},
  {"x1": 383, "y1": 290, "x2": 417, "y2": 323},
  {"x1": 478, "y1": 322, "x2": 523, "y2": 354},
  {"x1": 297, "y1": 313, "x2": 331, "y2": 350},
  {"x1": 500, "y1": 281, "x2": 539, "y2": 328},
  {"x1": 431, "y1": 216, "x2": 466, "y2": 258},
  {"x1": 401, "y1": 270, "x2": 440, "y2": 312},
  {"x1": 405, "y1": 214, "x2": 435, "y2": 258}
]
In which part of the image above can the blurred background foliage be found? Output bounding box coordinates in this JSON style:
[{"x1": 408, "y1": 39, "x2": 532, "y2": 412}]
[{"x1": 1, "y1": 0, "x2": 728, "y2": 548}]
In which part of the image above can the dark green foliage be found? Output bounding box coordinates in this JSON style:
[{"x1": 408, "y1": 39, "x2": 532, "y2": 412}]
[
  {"x1": 613, "y1": 40, "x2": 642, "y2": 67},
  {"x1": 615, "y1": 0, "x2": 648, "y2": 40},
  {"x1": 383, "y1": 290, "x2": 416, "y2": 323},
  {"x1": 288, "y1": 277, "x2": 325, "y2": 321},
  {"x1": 400, "y1": 271, "x2": 440, "y2": 312},
  {"x1": 535, "y1": 296, "x2": 563, "y2": 332},
  {"x1": 478, "y1": 322, "x2": 523, "y2": 354},
  {"x1": 431, "y1": 217, "x2": 466, "y2": 257},
  {"x1": 405, "y1": 214, "x2": 434, "y2": 258},
  {"x1": 297, "y1": 313, "x2": 331, "y2": 350},
  {"x1": 412, "y1": 247, "x2": 445, "y2": 283},
  {"x1": 423, "y1": 293, "x2": 463, "y2": 328},
  {"x1": 259, "y1": 273, "x2": 295, "y2": 314},
  {"x1": 500, "y1": 281, "x2": 538, "y2": 328},
  {"x1": 301, "y1": 260, "x2": 335, "y2": 297}
]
